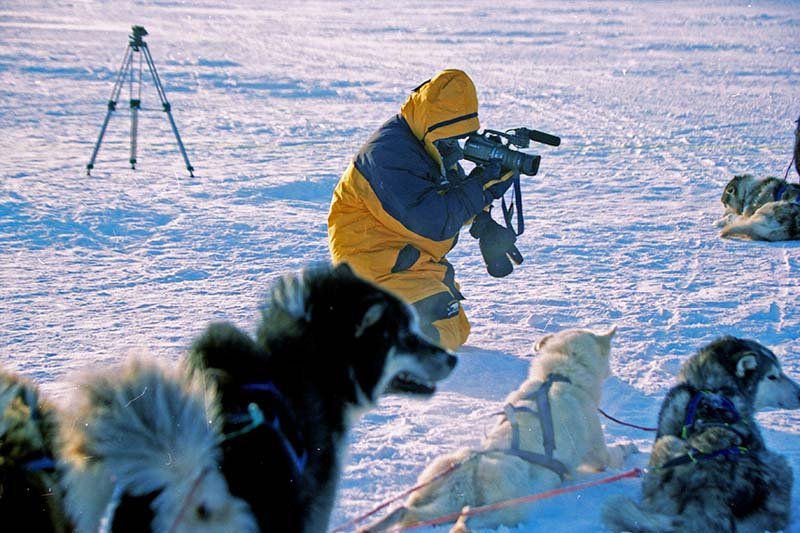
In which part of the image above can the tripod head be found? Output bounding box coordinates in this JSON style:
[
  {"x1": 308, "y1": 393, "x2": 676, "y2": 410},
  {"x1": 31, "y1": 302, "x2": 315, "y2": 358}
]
[{"x1": 129, "y1": 26, "x2": 148, "y2": 49}]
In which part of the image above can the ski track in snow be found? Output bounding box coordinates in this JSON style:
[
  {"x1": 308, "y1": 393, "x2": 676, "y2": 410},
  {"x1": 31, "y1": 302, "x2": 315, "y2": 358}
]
[{"x1": 1, "y1": 1, "x2": 799, "y2": 531}]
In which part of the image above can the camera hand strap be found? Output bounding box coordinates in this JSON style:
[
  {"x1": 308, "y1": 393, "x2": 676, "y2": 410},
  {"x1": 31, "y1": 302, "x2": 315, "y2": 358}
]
[{"x1": 501, "y1": 168, "x2": 524, "y2": 236}]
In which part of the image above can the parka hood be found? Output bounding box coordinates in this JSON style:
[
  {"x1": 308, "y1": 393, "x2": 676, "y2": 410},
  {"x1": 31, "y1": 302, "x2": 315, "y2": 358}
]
[{"x1": 400, "y1": 69, "x2": 480, "y2": 167}]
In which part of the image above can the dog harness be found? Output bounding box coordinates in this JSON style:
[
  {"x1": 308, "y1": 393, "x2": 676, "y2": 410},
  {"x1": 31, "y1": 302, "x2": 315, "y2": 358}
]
[
  {"x1": 656, "y1": 389, "x2": 749, "y2": 472},
  {"x1": 495, "y1": 373, "x2": 571, "y2": 480},
  {"x1": 773, "y1": 181, "x2": 800, "y2": 204},
  {"x1": 681, "y1": 389, "x2": 741, "y2": 439},
  {"x1": 229, "y1": 382, "x2": 309, "y2": 477}
]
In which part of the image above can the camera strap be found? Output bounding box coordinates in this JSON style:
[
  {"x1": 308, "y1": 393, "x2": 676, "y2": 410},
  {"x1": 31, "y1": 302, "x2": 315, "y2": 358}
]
[{"x1": 501, "y1": 168, "x2": 524, "y2": 235}]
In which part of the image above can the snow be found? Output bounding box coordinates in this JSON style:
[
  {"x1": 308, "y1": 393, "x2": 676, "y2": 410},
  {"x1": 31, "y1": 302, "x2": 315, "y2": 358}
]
[{"x1": 1, "y1": 0, "x2": 799, "y2": 531}]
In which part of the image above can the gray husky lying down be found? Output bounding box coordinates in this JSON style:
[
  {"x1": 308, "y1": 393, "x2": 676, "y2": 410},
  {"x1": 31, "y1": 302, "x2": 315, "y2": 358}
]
[
  {"x1": 718, "y1": 174, "x2": 800, "y2": 241},
  {"x1": 718, "y1": 117, "x2": 800, "y2": 241},
  {"x1": 603, "y1": 336, "x2": 800, "y2": 533}
]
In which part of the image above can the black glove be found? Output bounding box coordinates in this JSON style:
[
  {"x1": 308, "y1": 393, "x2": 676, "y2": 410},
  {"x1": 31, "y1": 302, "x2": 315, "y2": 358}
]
[
  {"x1": 469, "y1": 211, "x2": 523, "y2": 278},
  {"x1": 469, "y1": 160, "x2": 513, "y2": 200}
]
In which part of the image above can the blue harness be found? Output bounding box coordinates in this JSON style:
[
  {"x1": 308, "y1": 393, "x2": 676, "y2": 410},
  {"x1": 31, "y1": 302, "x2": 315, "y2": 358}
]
[
  {"x1": 773, "y1": 181, "x2": 800, "y2": 204},
  {"x1": 496, "y1": 373, "x2": 571, "y2": 480},
  {"x1": 658, "y1": 389, "x2": 749, "y2": 471},
  {"x1": 228, "y1": 382, "x2": 308, "y2": 477}
]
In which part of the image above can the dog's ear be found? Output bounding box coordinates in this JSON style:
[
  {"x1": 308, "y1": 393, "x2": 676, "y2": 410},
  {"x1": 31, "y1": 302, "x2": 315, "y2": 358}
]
[
  {"x1": 272, "y1": 272, "x2": 311, "y2": 322},
  {"x1": 736, "y1": 352, "x2": 759, "y2": 377},
  {"x1": 598, "y1": 325, "x2": 617, "y2": 341},
  {"x1": 533, "y1": 333, "x2": 552, "y2": 353},
  {"x1": 354, "y1": 302, "x2": 386, "y2": 338},
  {"x1": 186, "y1": 322, "x2": 264, "y2": 381},
  {"x1": 332, "y1": 261, "x2": 358, "y2": 279}
]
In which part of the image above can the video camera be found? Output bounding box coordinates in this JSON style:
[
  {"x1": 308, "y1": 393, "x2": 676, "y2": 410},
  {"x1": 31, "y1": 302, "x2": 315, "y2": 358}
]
[
  {"x1": 464, "y1": 126, "x2": 561, "y2": 278},
  {"x1": 463, "y1": 127, "x2": 561, "y2": 176},
  {"x1": 463, "y1": 126, "x2": 561, "y2": 236}
]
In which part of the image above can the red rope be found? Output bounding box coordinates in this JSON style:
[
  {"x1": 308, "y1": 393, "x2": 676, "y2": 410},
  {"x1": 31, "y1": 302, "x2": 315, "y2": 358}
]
[
  {"x1": 395, "y1": 467, "x2": 643, "y2": 531},
  {"x1": 331, "y1": 456, "x2": 472, "y2": 533},
  {"x1": 597, "y1": 407, "x2": 657, "y2": 432},
  {"x1": 169, "y1": 468, "x2": 210, "y2": 533}
]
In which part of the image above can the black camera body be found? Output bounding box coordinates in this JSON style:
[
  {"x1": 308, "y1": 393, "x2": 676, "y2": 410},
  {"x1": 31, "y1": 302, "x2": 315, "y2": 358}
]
[
  {"x1": 463, "y1": 127, "x2": 560, "y2": 176},
  {"x1": 464, "y1": 127, "x2": 560, "y2": 277}
]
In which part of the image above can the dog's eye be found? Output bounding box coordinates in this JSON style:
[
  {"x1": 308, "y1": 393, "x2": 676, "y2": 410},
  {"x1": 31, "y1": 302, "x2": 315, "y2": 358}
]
[
  {"x1": 767, "y1": 375, "x2": 778, "y2": 381},
  {"x1": 196, "y1": 504, "x2": 210, "y2": 520}
]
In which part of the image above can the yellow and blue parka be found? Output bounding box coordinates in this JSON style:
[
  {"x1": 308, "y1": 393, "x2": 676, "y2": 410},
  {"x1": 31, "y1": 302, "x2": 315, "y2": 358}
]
[{"x1": 328, "y1": 69, "x2": 491, "y2": 350}]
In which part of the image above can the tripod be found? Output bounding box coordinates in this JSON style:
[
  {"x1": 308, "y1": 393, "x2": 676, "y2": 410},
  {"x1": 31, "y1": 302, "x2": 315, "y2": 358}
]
[{"x1": 87, "y1": 26, "x2": 194, "y2": 177}]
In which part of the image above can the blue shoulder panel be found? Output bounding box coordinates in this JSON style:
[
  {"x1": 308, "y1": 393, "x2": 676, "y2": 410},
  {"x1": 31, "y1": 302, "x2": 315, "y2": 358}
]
[{"x1": 354, "y1": 115, "x2": 486, "y2": 241}]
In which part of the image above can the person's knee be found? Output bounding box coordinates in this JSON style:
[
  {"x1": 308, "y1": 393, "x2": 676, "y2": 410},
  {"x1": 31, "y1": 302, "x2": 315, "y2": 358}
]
[{"x1": 431, "y1": 308, "x2": 470, "y2": 351}]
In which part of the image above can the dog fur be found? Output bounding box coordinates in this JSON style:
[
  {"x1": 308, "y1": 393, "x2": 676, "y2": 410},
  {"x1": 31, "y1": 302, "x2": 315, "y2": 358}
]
[
  {"x1": 185, "y1": 262, "x2": 457, "y2": 533},
  {"x1": 58, "y1": 357, "x2": 258, "y2": 532},
  {"x1": 718, "y1": 174, "x2": 800, "y2": 241},
  {"x1": 363, "y1": 326, "x2": 637, "y2": 532},
  {"x1": 0, "y1": 370, "x2": 70, "y2": 532},
  {"x1": 602, "y1": 336, "x2": 798, "y2": 532}
]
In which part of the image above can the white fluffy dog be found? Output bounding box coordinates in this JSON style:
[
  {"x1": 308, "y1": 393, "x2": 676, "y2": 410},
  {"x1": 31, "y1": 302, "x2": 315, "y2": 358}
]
[
  {"x1": 363, "y1": 326, "x2": 637, "y2": 531},
  {"x1": 58, "y1": 357, "x2": 258, "y2": 532}
]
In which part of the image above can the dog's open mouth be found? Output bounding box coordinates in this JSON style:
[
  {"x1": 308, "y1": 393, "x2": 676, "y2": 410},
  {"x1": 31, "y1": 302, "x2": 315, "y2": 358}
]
[{"x1": 388, "y1": 371, "x2": 436, "y2": 395}]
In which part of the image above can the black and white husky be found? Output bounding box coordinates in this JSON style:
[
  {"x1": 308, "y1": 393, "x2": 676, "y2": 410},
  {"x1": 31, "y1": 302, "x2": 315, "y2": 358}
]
[
  {"x1": 603, "y1": 336, "x2": 799, "y2": 532},
  {"x1": 58, "y1": 358, "x2": 258, "y2": 532},
  {"x1": 186, "y1": 262, "x2": 457, "y2": 533}
]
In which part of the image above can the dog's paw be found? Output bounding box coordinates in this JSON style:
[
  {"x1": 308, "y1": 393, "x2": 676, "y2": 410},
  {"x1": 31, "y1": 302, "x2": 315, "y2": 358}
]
[
  {"x1": 621, "y1": 442, "x2": 639, "y2": 456},
  {"x1": 449, "y1": 506, "x2": 471, "y2": 533},
  {"x1": 606, "y1": 442, "x2": 639, "y2": 469},
  {"x1": 715, "y1": 213, "x2": 738, "y2": 228}
]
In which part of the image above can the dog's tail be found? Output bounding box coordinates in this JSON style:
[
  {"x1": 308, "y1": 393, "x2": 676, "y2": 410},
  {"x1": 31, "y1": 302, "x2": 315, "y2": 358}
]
[{"x1": 601, "y1": 495, "x2": 676, "y2": 533}]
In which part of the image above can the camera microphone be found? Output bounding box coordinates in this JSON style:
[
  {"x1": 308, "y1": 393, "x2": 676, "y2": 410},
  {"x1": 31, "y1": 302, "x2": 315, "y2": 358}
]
[{"x1": 527, "y1": 130, "x2": 561, "y2": 147}]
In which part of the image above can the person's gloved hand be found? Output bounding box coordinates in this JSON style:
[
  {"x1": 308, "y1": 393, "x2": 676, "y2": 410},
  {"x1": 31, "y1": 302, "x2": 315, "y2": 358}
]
[
  {"x1": 469, "y1": 210, "x2": 523, "y2": 278},
  {"x1": 469, "y1": 160, "x2": 515, "y2": 201}
]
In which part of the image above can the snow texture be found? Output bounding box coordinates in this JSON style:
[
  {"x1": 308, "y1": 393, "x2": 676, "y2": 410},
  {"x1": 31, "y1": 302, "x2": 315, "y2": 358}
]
[{"x1": 1, "y1": 1, "x2": 798, "y2": 531}]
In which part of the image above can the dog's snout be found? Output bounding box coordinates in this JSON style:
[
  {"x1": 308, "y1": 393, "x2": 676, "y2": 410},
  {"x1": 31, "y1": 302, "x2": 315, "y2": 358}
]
[{"x1": 446, "y1": 353, "x2": 458, "y2": 370}]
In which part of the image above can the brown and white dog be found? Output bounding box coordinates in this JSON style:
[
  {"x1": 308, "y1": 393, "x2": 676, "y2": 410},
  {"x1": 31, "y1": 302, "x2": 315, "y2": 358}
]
[
  {"x1": 718, "y1": 174, "x2": 800, "y2": 241},
  {"x1": 718, "y1": 117, "x2": 800, "y2": 241}
]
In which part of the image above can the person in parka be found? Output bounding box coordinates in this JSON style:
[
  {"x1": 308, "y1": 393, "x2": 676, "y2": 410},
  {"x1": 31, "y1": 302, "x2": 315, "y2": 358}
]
[{"x1": 327, "y1": 69, "x2": 514, "y2": 351}]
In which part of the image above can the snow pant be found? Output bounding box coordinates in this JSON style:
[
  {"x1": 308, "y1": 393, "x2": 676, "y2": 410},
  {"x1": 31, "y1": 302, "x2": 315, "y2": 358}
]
[{"x1": 378, "y1": 266, "x2": 470, "y2": 352}]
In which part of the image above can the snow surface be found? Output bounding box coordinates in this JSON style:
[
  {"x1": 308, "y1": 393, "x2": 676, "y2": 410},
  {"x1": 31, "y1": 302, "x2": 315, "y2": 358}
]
[{"x1": 1, "y1": 0, "x2": 799, "y2": 531}]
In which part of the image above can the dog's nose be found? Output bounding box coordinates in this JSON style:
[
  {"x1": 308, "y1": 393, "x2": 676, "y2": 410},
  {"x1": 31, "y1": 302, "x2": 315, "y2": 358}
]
[{"x1": 446, "y1": 353, "x2": 458, "y2": 369}]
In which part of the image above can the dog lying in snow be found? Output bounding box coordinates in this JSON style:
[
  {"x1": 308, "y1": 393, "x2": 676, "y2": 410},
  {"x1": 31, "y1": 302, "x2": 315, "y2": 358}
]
[
  {"x1": 602, "y1": 336, "x2": 800, "y2": 533},
  {"x1": 717, "y1": 174, "x2": 800, "y2": 241},
  {"x1": 58, "y1": 357, "x2": 258, "y2": 532},
  {"x1": 186, "y1": 262, "x2": 457, "y2": 533},
  {"x1": 718, "y1": 119, "x2": 800, "y2": 241},
  {"x1": 0, "y1": 369, "x2": 70, "y2": 532},
  {"x1": 363, "y1": 326, "x2": 637, "y2": 532}
]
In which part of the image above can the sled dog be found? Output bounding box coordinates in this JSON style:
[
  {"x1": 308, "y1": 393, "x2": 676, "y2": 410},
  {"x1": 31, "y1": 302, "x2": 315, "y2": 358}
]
[
  {"x1": 186, "y1": 262, "x2": 457, "y2": 533},
  {"x1": 603, "y1": 336, "x2": 798, "y2": 533},
  {"x1": 364, "y1": 326, "x2": 637, "y2": 532},
  {"x1": 718, "y1": 174, "x2": 800, "y2": 241},
  {"x1": 0, "y1": 369, "x2": 70, "y2": 532},
  {"x1": 59, "y1": 357, "x2": 258, "y2": 532}
]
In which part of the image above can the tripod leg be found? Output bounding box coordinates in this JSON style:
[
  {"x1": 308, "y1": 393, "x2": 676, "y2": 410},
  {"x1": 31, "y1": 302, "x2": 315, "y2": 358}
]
[
  {"x1": 130, "y1": 98, "x2": 140, "y2": 169},
  {"x1": 129, "y1": 44, "x2": 145, "y2": 170},
  {"x1": 141, "y1": 43, "x2": 195, "y2": 177},
  {"x1": 87, "y1": 46, "x2": 133, "y2": 175}
]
